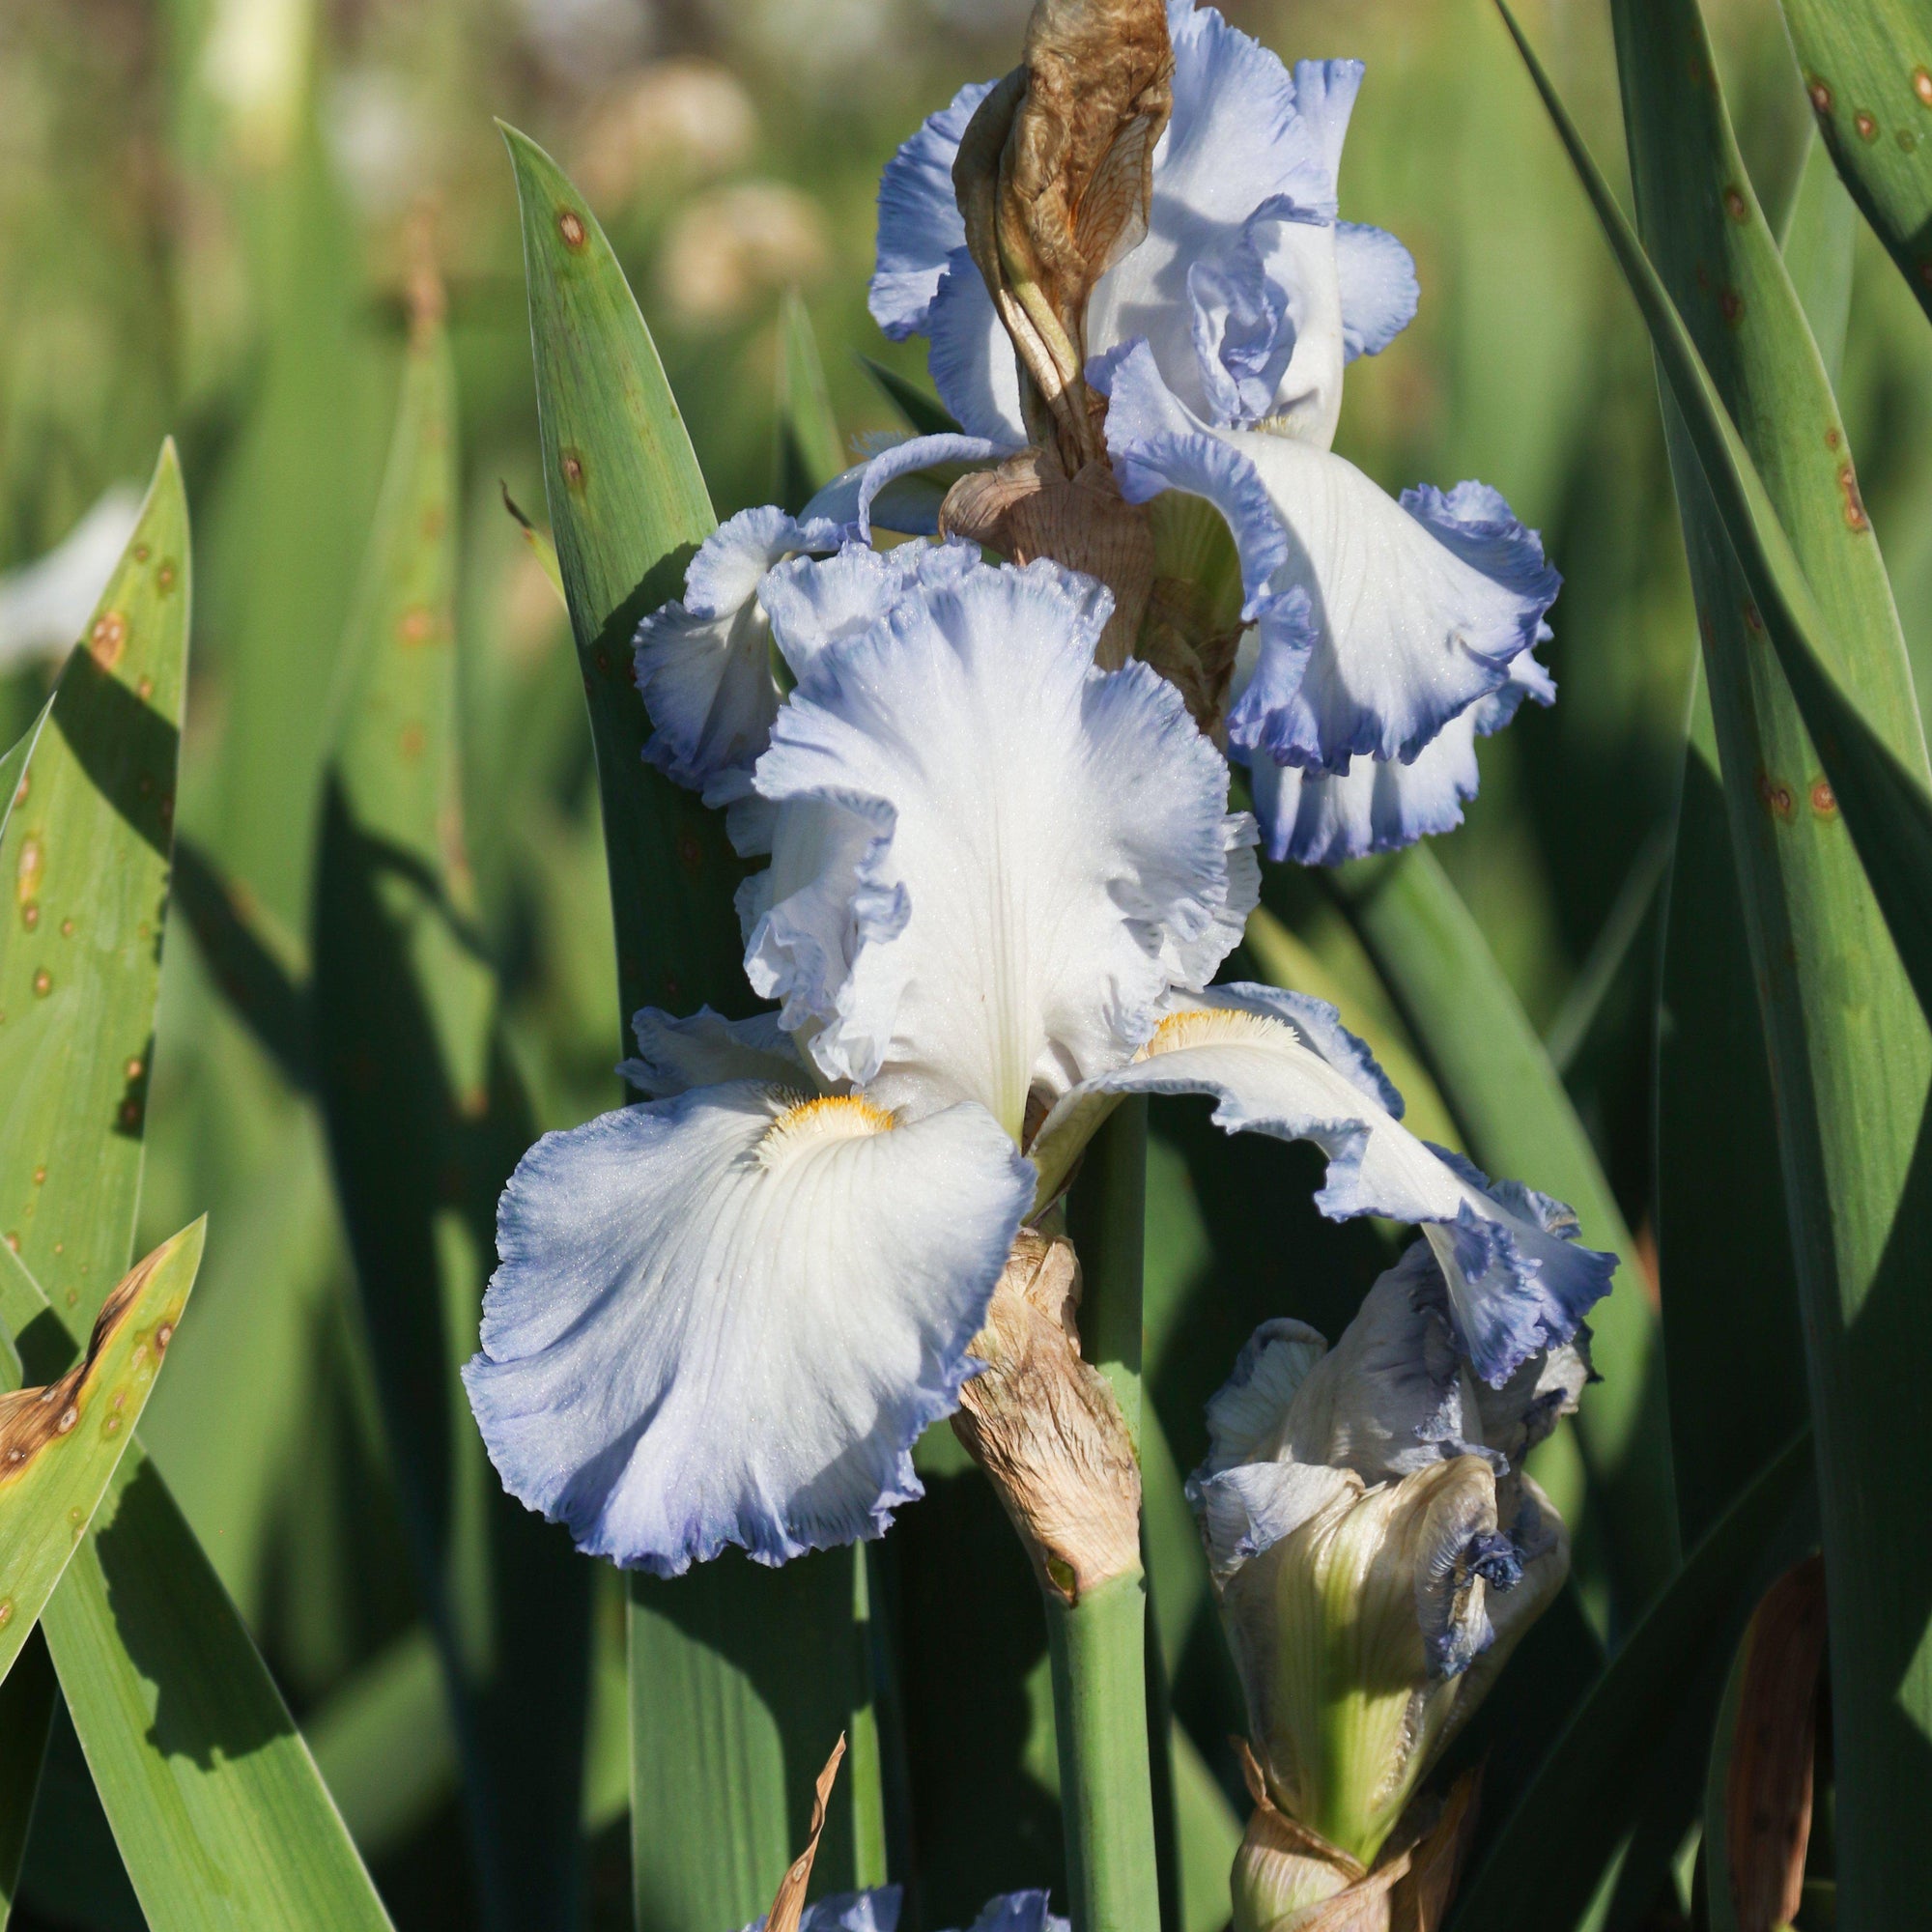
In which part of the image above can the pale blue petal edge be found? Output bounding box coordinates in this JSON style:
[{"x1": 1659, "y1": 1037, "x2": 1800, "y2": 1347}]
[
  {"x1": 870, "y1": 79, "x2": 997, "y2": 338},
  {"x1": 1334, "y1": 220, "x2": 1419, "y2": 361}
]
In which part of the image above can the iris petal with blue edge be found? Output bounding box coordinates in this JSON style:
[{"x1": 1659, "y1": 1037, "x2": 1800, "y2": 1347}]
[
  {"x1": 742, "y1": 554, "x2": 1256, "y2": 1134},
  {"x1": 464, "y1": 1083, "x2": 1034, "y2": 1575}
]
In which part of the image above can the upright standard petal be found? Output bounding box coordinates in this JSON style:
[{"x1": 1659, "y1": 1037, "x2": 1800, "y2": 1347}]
[
  {"x1": 743, "y1": 555, "x2": 1255, "y2": 1136},
  {"x1": 465, "y1": 1082, "x2": 1034, "y2": 1574},
  {"x1": 1032, "y1": 984, "x2": 1613, "y2": 1382},
  {"x1": 870, "y1": 78, "x2": 1000, "y2": 339},
  {"x1": 633, "y1": 505, "x2": 842, "y2": 799}
]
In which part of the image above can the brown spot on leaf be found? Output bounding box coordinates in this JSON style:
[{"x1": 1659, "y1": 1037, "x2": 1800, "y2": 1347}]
[
  {"x1": 1839, "y1": 462, "x2": 1869, "y2": 529},
  {"x1": 1759, "y1": 772, "x2": 1797, "y2": 822},
  {"x1": 1719, "y1": 286, "x2": 1745, "y2": 325},
  {"x1": 0, "y1": 1602, "x2": 12, "y2": 1629},
  {"x1": 89, "y1": 611, "x2": 128, "y2": 669},
  {"x1": 1916, "y1": 67, "x2": 1932, "y2": 107},
  {"x1": 133, "y1": 545, "x2": 151, "y2": 564},
  {"x1": 58, "y1": 919, "x2": 72, "y2": 938},
  {"x1": 17, "y1": 835, "x2": 43, "y2": 905},
  {"x1": 32, "y1": 1167, "x2": 44, "y2": 1186},
  {"x1": 558, "y1": 208, "x2": 587, "y2": 249},
  {"x1": 400, "y1": 724, "x2": 427, "y2": 759},
  {"x1": 1856, "y1": 110, "x2": 1879, "y2": 140},
  {"x1": 398, "y1": 605, "x2": 439, "y2": 647},
  {"x1": 1723, "y1": 185, "x2": 1748, "y2": 222},
  {"x1": 1827, "y1": 426, "x2": 1841, "y2": 449},
  {"x1": 1808, "y1": 77, "x2": 1833, "y2": 116},
  {"x1": 32, "y1": 970, "x2": 50, "y2": 998},
  {"x1": 136, "y1": 676, "x2": 154, "y2": 700},
  {"x1": 19, "y1": 905, "x2": 37, "y2": 932},
  {"x1": 560, "y1": 450, "x2": 585, "y2": 489},
  {"x1": 156, "y1": 561, "x2": 176, "y2": 592},
  {"x1": 125, "y1": 1058, "x2": 143, "y2": 1081},
  {"x1": 118, "y1": 1098, "x2": 142, "y2": 1130}
]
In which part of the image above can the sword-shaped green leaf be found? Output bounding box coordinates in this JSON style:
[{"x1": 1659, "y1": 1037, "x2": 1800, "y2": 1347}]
[
  {"x1": 1778, "y1": 0, "x2": 1932, "y2": 326},
  {"x1": 0, "y1": 1221, "x2": 203, "y2": 1688},
  {"x1": 502, "y1": 126, "x2": 882, "y2": 1923},
  {"x1": 776, "y1": 292, "x2": 846, "y2": 511},
  {"x1": 0, "y1": 445, "x2": 393, "y2": 1929},
  {"x1": 312, "y1": 292, "x2": 591, "y2": 1930},
  {"x1": 1501, "y1": 7, "x2": 1932, "y2": 1917},
  {"x1": 1322, "y1": 846, "x2": 1677, "y2": 1614},
  {"x1": 0, "y1": 444, "x2": 186, "y2": 1321}
]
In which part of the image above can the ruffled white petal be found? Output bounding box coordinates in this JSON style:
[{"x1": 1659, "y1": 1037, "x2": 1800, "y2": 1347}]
[
  {"x1": 632, "y1": 505, "x2": 843, "y2": 798},
  {"x1": 1032, "y1": 986, "x2": 1614, "y2": 1382},
  {"x1": 870, "y1": 79, "x2": 999, "y2": 339},
  {"x1": 742, "y1": 555, "x2": 1255, "y2": 1136},
  {"x1": 465, "y1": 1083, "x2": 1034, "y2": 1575},
  {"x1": 618, "y1": 1006, "x2": 806, "y2": 1097}
]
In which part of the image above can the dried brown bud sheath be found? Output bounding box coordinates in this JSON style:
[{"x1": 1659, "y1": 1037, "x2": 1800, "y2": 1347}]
[{"x1": 951, "y1": 1229, "x2": 1142, "y2": 1604}]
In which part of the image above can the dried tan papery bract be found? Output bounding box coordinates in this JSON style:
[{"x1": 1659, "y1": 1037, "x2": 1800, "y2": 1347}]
[
  {"x1": 951, "y1": 1228, "x2": 1142, "y2": 1605},
  {"x1": 761, "y1": 1733, "x2": 847, "y2": 1932},
  {"x1": 1722, "y1": 1555, "x2": 1826, "y2": 1932},
  {"x1": 1233, "y1": 1743, "x2": 1482, "y2": 1932},
  {"x1": 953, "y1": 0, "x2": 1174, "y2": 470},
  {"x1": 940, "y1": 451, "x2": 1154, "y2": 667}
]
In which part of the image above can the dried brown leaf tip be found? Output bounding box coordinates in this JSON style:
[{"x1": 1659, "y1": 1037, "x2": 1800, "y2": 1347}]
[
  {"x1": 762, "y1": 1733, "x2": 847, "y2": 1932},
  {"x1": 1721, "y1": 1555, "x2": 1826, "y2": 1932},
  {"x1": 954, "y1": 0, "x2": 1174, "y2": 470},
  {"x1": 0, "y1": 1242, "x2": 171, "y2": 1480},
  {"x1": 950, "y1": 1228, "x2": 1141, "y2": 1604}
]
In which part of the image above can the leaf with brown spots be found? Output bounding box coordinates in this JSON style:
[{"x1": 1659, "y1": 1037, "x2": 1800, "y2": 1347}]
[
  {"x1": 0, "y1": 1218, "x2": 202, "y2": 1689},
  {"x1": 0, "y1": 441, "x2": 187, "y2": 1328}
]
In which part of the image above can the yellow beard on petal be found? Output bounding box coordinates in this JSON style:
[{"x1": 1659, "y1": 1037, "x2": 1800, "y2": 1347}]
[
  {"x1": 1140, "y1": 1007, "x2": 1295, "y2": 1061},
  {"x1": 756, "y1": 1093, "x2": 897, "y2": 1170}
]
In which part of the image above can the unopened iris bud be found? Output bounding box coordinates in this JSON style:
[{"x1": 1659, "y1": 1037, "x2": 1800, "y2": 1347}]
[{"x1": 1190, "y1": 1233, "x2": 1590, "y2": 1925}]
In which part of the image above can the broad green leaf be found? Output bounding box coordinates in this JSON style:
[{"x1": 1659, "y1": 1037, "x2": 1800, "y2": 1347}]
[
  {"x1": 1515, "y1": 1, "x2": 1932, "y2": 1912},
  {"x1": 312, "y1": 297, "x2": 590, "y2": 1929},
  {"x1": 0, "y1": 442, "x2": 188, "y2": 1321},
  {"x1": 775, "y1": 292, "x2": 846, "y2": 511},
  {"x1": 501, "y1": 123, "x2": 742, "y2": 1029},
  {"x1": 1321, "y1": 846, "x2": 1676, "y2": 1612},
  {"x1": 858, "y1": 354, "x2": 963, "y2": 438},
  {"x1": 1777, "y1": 0, "x2": 1932, "y2": 327},
  {"x1": 201, "y1": 121, "x2": 384, "y2": 926},
  {"x1": 305, "y1": 1627, "x2": 458, "y2": 1861},
  {"x1": 1779, "y1": 133, "x2": 1859, "y2": 388},
  {"x1": 1495, "y1": 3, "x2": 1932, "y2": 1024},
  {"x1": 0, "y1": 1221, "x2": 204, "y2": 1688},
  {"x1": 0, "y1": 1240, "x2": 394, "y2": 1931},
  {"x1": 1446, "y1": 1433, "x2": 1813, "y2": 1932},
  {"x1": 502, "y1": 126, "x2": 881, "y2": 1919}
]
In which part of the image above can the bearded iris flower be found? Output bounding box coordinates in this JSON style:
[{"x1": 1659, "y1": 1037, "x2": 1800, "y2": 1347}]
[
  {"x1": 1191, "y1": 1226, "x2": 1588, "y2": 1922},
  {"x1": 466, "y1": 545, "x2": 1611, "y2": 1576},
  {"x1": 864, "y1": 0, "x2": 1562, "y2": 865}
]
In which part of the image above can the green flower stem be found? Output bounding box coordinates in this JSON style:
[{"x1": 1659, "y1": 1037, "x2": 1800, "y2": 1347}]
[
  {"x1": 1046, "y1": 1569, "x2": 1162, "y2": 1932},
  {"x1": 1054, "y1": 1096, "x2": 1160, "y2": 1932}
]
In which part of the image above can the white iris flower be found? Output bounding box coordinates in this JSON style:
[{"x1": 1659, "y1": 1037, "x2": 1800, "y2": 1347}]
[{"x1": 466, "y1": 547, "x2": 1611, "y2": 1577}]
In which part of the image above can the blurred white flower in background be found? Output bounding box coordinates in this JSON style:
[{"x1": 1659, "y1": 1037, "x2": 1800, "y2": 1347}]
[
  {"x1": 201, "y1": 0, "x2": 314, "y2": 164},
  {"x1": 657, "y1": 181, "x2": 829, "y2": 327},
  {"x1": 326, "y1": 68, "x2": 429, "y2": 218},
  {"x1": 518, "y1": 0, "x2": 657, "y2": 90},
  {"x1": 573, "y1": 59, "x2": 759, "y2": 212},
  {"x1": 0, "y1": 488, "x2": 142, "y2": 672},
  {"x1": 711, "y1": 0, "x2": 906, "y2": 91}
]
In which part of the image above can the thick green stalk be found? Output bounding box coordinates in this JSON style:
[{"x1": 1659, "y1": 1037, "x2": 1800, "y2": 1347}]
[
  {"x1": 1057, "y1": 1098, "x2": 1160, "y2": 1932},
  {"x1": 1322, "y1": 848, "x2": 1677, "y2": 1613},
  {"x1": 1047, "y1": 1572, "x2": 1161, "y2": 1932}
]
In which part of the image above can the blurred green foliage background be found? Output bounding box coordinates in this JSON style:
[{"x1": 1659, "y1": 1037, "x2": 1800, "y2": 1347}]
[{"x1": 3, "y1": 0, "x2": 1925, "y2": 1925}]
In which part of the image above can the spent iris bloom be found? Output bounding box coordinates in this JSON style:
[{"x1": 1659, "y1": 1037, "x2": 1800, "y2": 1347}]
[
  {"x1": 863, "y1": 0, "x2": 1562, "y2": 864},
  {"x1": 1189, "y1": 1226, "x2": 1588, "y2": 1910},
  {"x1": 467, "y1": 544, "x2": 1612, "y2": 1577}
]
